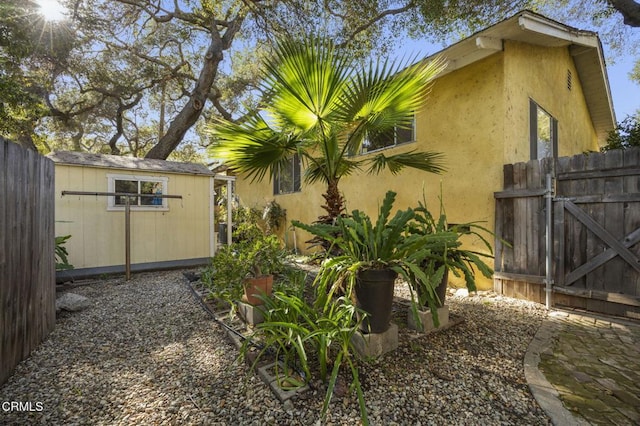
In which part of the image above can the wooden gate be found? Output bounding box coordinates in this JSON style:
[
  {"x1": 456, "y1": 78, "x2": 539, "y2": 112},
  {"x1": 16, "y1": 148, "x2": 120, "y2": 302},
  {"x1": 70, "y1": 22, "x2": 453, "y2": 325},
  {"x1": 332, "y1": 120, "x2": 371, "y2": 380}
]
[{"x1": 494, "y1": 148, "x2": 640, "y2": 319}]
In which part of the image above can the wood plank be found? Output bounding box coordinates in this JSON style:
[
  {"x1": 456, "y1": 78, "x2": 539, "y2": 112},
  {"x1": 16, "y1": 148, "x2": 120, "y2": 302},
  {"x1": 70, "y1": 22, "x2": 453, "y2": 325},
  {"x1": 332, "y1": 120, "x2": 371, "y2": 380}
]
[
  {"x1": 553, "y1": 286, "x2": 640, "y2": 307},
  {"x1": 557, "y1": 167, "x2": 640, "y2": 181},
  {"x1": 513, "y1": 162, "x2": 528, "y2": 274},
  {"x1": 622, "y1": 149, "x2": 640, "y2": 298},
  {"x1": 570, "y1": 193, "x2": 640, "y2": 203},
  {"x1": 554, "y1": 199, "x2": 566, "y2": 286},
  {"x1": 526, "y1": 160, "x2": 541, "y2": 275},
  {"x1": 503, "y1": 163, "x2": 515, "y2": 190},
  {"x1": 493, "y1": 272, "x2": 547, "y2": 284},
  {"x1": 568, "y1": 154, "x2": 587, "y2": 289},
  {"x1": 585, "y1": 153, "x2": 606, "y2": 293},
  {"x1": 494, "y1": 198, "x2": 504, "y2": 273},
  {"x1": 493, "y1": 188, "x2": 547, "y2": 199},
  {"x1": 603, "y1": 150, "x2": 626, "y2": 293}
]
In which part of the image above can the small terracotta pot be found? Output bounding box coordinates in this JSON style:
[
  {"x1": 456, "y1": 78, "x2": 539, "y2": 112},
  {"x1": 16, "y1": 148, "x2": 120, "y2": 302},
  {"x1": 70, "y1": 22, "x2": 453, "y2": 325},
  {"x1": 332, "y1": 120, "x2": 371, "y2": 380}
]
[{"x1": 242, "y1": 275, "x2": 274, "y2": 305}]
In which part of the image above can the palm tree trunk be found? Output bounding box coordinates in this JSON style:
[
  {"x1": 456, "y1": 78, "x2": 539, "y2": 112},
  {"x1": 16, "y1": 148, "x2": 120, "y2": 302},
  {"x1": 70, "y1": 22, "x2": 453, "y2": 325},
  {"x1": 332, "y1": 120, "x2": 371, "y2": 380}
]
[{"x1": 318, "y1": 179, "x2": 346, "y2": 224}]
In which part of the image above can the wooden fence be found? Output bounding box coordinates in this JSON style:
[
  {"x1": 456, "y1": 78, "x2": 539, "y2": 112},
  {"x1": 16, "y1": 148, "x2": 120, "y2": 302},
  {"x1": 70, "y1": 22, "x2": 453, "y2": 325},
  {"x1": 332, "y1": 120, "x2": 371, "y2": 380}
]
[
  {"x1": 494, "y1": 148, "x2": 640, "y2": 319},
  {"x1": 1, "y1": 139, "x2": 56, "y2": 385}
]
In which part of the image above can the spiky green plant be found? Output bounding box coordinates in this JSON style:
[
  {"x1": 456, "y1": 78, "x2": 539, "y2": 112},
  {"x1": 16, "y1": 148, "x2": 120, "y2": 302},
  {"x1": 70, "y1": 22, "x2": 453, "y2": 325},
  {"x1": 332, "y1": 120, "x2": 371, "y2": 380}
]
[{"x1": 407, "y1": 188, "x2": 495, "y2": 299}]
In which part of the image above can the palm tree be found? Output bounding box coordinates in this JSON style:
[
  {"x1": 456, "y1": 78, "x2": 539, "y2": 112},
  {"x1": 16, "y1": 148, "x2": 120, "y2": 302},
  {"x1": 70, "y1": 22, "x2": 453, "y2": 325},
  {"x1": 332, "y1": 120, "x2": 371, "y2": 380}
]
[{"x1": 210, "y1": 38, "x2": 447, "y2": 224}]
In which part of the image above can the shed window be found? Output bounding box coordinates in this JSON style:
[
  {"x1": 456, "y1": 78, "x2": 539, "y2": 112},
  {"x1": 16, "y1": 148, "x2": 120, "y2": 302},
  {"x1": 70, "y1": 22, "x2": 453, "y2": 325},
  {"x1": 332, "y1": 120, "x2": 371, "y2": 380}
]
[
  {"x1": 107, "y1": 174, "x2": 168, "y2": 210},
  {"x1": 362, "y1": 116, "x2": 415, "y2": 153},
  {"x1": 273, "y1": 154, "x2": 301, "y2": 195},
  {"x1": 530, "y1": 100, "x2": 558, "y2": 160}
]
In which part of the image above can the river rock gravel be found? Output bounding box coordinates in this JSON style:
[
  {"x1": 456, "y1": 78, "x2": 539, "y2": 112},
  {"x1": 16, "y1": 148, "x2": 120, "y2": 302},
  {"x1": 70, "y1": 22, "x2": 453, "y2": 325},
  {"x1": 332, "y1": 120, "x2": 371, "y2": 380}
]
[{"x1": 0, "y1": 270, "x2": 551, "y2": 425}]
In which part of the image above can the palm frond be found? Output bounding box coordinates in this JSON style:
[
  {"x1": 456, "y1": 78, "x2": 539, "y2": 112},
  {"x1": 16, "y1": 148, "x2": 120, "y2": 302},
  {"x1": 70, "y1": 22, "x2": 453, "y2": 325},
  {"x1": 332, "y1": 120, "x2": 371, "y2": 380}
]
[
  {"x1": 264, "y1": 38, "x2": 352, "y2": 134},
  {"x1": 339, "y1": 55, "x2": 448, "y2": 155},
  {"x1": 366, "y1": 150, "x2": 446, "y2": 175},
  {"x1": 209, "y1": 114, "x2": 300, "y2": 182}
]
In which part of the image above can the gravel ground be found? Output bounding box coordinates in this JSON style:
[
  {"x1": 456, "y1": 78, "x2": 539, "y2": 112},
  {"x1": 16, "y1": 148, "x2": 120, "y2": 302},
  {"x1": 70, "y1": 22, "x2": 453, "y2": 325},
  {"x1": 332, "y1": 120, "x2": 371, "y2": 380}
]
[{"x1": 1, "y1": 269, "x2": 551, "y2": 425}]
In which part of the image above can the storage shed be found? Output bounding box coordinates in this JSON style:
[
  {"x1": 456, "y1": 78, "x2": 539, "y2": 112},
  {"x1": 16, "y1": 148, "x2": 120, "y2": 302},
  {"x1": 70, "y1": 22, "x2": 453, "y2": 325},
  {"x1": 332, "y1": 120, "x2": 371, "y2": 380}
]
[{"x1": 48, "y1": 151, "x2": 217, "y2": 280}]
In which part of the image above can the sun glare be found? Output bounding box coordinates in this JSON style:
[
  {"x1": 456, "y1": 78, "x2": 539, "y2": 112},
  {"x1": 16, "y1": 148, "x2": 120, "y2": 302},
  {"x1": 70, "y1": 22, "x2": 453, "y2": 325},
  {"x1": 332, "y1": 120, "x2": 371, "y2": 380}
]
[{"x1": 35, "y1": 0, "x2": 67, "y2": 22}]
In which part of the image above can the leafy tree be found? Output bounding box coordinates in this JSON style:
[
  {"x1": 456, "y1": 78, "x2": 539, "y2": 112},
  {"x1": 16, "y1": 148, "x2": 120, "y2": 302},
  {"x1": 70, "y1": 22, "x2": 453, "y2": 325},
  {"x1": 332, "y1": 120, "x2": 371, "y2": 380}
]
[
  {"x1": 6, "y1": 0, "x2": 640, "y2": 158},
  {"x1": 0, "y1": 0, "x2": 74, "y2": 150},
  {"x1": 603, "y1": 115, "x2": 640, "y2": 150},
  {"x1": 210, "y1": 38, "x2": 446, "y2": 223}
]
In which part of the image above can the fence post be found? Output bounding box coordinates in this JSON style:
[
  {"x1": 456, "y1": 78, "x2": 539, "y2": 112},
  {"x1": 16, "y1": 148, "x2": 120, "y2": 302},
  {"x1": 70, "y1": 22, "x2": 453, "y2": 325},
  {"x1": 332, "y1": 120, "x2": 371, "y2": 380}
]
[{"x1": 544, "y1": 173, "x2": 554, "y2": 309}]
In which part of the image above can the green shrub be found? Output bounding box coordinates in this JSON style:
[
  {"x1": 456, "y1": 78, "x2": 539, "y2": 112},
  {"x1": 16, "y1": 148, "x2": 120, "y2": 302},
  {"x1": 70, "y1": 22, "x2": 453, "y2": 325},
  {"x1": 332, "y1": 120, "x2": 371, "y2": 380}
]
[
  {"x1": 202, "y1": 230, "x2": 288, "y2": 304},
  {"x1": 603, "y1": 116, "x2": 640, "y2": 151}
]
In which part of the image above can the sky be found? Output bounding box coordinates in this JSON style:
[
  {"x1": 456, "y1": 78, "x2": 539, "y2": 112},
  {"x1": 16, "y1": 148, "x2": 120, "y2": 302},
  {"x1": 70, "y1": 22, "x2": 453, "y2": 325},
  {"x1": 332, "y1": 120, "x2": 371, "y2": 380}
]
[
  {"x1": 397, "y1": 38, "x2": 639, "y2": 122},
  {"x1": 605, "y1": 55, "x2": 639, "y2": 120}
]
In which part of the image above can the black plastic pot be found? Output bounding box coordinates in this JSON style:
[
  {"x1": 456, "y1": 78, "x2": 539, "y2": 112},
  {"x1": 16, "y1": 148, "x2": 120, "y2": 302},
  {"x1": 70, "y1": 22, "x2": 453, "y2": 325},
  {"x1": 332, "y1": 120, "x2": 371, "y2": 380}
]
[
  {"x1": 355, "y1": 268, "x2": 397, "y2": 333},
  {"x1": 435, "y1": 270, "x2": 449, "y2": 307},
  {"x1": 417, "y1": 265, "x2": 449, "y2": 308}
]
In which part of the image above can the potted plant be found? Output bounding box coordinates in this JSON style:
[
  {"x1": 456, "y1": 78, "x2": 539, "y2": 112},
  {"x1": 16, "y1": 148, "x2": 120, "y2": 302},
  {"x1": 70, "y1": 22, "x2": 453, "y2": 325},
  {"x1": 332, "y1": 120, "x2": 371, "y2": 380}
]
[
  {"x1": 293, "y1": 191, "x2": 442, "y2": 333},
  {"x1": 204, "y1": 224, "x2": 286, "y2": 307},
  {"x1": 407, "y1": 190, "x2": 495, "y2": 309},
  {"x1": 240, "y1": 235, "x2": 284, "y2": 305}
]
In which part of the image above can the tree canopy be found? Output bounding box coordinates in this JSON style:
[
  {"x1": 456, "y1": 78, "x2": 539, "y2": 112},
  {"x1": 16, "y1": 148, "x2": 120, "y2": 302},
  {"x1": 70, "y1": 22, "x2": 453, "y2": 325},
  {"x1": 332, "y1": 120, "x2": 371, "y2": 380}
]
[{"x1": 1, "y1": 0, "x2": 638, "y2": 159}]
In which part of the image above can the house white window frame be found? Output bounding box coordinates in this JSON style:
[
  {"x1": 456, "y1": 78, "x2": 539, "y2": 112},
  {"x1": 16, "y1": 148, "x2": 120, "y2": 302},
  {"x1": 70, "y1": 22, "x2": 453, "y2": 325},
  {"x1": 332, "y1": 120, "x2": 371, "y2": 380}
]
[
  {"x1": 273, "y1": 154, "x2": 301, "y2": 195},
  {"x1": 107, "y1": 174, "x2": 169, "y2": 211},
  {"x1": 361, "y1": 115, "x2": 416, "y2": 154},
  {"x1": 529, "y1": 100, "x2": 558, "y2": 160}
]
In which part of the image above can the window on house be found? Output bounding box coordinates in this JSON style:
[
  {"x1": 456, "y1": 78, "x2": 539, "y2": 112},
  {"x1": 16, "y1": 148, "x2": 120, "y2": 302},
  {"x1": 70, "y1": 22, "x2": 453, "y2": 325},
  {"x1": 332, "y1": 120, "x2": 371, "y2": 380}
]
[
  {"x1": 273, "y1": 154, "x2": 301, "y2": 195},
  {"x1": 107, "y1": 174, "x2": 168, "y2": 210},
  {"x1": 361, "y1": 116, "x2": 415, "y2": 153},
  {"x1": 530, "y1": 100, "x2": 558, "y2": 160}
]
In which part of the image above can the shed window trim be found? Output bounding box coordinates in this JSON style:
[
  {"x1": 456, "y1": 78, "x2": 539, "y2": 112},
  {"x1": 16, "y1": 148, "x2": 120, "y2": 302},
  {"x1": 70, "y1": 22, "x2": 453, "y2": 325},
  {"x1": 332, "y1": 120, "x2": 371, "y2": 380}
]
[{"x1": 107, "y1": 174, "x2": 169, "y2": 211}]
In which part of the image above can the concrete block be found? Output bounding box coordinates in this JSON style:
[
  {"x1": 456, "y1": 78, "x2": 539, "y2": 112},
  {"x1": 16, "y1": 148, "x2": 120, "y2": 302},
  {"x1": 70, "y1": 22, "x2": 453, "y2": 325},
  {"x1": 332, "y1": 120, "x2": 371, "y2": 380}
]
[
  {"x1": 351, "y1": 323, "x2": 399, "y2": 358},
  {"x1": 407, "y1": 305, "x2": 449, "y2": 332},
  {"x1": 258, "y1": 362, "x2": 309, "y2": 402},
  {"x1": 237, "y1": 301, "x2": 265, "y2": 325}
]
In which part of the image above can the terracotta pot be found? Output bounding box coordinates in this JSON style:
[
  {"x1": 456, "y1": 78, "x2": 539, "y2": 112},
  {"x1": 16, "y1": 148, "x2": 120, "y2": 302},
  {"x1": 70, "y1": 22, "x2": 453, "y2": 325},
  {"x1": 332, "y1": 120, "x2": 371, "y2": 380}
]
[
  {"x1": 355, "y1": 268, "x2": 397, "y2": 333},
  {"x1": 242, "y1": 275, "x2": 274, "y2": 305}
]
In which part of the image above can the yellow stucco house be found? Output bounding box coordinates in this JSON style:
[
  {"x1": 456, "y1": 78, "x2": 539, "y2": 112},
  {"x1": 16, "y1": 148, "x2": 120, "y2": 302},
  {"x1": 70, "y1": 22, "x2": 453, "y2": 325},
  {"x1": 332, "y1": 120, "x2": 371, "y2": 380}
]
[
  {"x1": 234, "y1": 11, "x2": 616, "y2": 289},
  {"x1": 48, "y1": 151, "x2": 219, "y2": 280}
]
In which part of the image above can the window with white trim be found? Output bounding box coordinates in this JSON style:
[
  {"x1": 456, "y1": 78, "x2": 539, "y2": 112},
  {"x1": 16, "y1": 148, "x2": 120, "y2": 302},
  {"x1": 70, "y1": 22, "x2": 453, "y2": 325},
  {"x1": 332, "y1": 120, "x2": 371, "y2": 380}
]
[
  {"x1": 107, "y1": 174, "x2": 168, "y2": 210},
  {"x1": 273, "y1": 154, "x2": 301, "y2": 195},
  {"x1": 361, "y1": 116, "x2": 415, "y2": 153}
]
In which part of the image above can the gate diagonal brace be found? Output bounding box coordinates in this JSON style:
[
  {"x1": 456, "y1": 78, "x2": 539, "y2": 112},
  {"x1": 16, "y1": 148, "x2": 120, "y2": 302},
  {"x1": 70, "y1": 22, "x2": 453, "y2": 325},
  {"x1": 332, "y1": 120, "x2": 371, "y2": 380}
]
[
  {"x1": 564, "y1": 227, "x2": 640, "y2": 286},
  {"x1": 563, "y1": 200, "x2": 640, "y2": 276}
]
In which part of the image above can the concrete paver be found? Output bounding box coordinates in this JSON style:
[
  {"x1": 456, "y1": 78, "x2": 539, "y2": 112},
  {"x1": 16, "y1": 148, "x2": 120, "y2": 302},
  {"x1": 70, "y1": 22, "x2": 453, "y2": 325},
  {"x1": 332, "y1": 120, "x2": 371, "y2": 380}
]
[{"x1": 526, "y1": 308, "x2": 640, "y2": 425}]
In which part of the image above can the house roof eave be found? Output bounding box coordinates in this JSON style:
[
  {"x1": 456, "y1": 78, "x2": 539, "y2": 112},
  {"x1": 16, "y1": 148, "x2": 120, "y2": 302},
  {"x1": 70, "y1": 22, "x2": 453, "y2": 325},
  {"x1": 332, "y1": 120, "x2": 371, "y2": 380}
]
[{"x1": 422, "y1": 10, "x2": 616, "y2": 144}]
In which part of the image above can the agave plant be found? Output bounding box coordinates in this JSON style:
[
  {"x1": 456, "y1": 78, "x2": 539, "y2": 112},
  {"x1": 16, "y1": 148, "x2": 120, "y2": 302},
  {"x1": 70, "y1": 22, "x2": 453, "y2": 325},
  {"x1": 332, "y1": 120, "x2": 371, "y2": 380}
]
[{"x1": 210, "y1": 37, "x2": 446, "y2": 225}]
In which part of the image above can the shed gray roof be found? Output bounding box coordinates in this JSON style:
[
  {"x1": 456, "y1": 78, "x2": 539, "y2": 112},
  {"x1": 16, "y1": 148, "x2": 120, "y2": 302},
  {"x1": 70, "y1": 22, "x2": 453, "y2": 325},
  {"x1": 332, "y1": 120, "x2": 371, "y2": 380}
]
[{"x1": 47, "y1": 151, "x2": 214, "y2": 176}]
